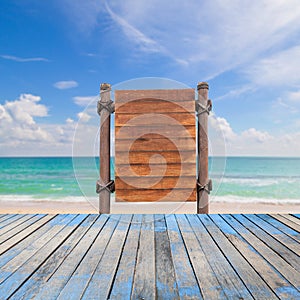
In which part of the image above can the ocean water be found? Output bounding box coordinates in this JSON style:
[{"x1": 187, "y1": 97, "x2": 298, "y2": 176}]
[{"x1": 0, "y1": 157, "x2": 299, "y2": 204}]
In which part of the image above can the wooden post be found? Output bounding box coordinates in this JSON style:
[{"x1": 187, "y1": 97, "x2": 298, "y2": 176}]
[
  {"x1": 196, "y1": 82, "x2": 211, "y2": 214},
  {"x1": 98, "y1": 83, "x2": 112, "y2": 213}
]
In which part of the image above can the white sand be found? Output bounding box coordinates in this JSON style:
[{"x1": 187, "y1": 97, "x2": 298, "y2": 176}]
[{"x1": 0, "y1": 199, "x2": 299, "y2": 214}]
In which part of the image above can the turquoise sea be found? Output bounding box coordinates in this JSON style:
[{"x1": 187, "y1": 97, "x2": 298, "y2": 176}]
[{"x1": 0, "y1": 157, "x2": 299, "y2": 204}]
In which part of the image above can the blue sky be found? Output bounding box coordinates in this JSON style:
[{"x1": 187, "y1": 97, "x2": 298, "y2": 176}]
[{"x1": 1, "y1": 0, "x2": 300, "y2": 156}]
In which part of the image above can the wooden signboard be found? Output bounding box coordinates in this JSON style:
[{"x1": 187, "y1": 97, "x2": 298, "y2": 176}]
[{"x1": 115, "y1": 89, "x2": 196, "y2": 202}]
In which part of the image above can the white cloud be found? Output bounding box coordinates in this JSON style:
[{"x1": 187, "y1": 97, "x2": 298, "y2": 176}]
[
  {"x1": 241, "y1": 128, "x2": 273, "y2": 143},
  {"x1": 4, "y1": 94, "x2": 48, "y2": 126},
  {"x1": 0, "y1": 94, "x2": 101, "y2": 156},
  {"x1": 66, "y1": 118, "x2": 74, "y2": 123},
  {"x1": 208, "y1": 113, "x2": 300, "y2": 156},
  {"x1": 54, "y1": 80, "x2": 78, "y2": 90},
  {"x1": 0, "y1": 94, "x2": 52, "y2": 145},
  {"x1": 73, "y1": 95, "x2": 97, "y2": 106},
  {"x1": 209, "y1": 114, "x2": 237, "y2": 141},
  {"x1": 77, "y1": 111, "x2": 91, "y2": 122},
  {"x1": 1, "y1": 55, "x2": 49, "y2": 62}
]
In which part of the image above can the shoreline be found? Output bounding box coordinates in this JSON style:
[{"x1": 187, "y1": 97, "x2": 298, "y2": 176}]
[{"x1": 0, "y1": 199, "x2": 299, "y2": 214}]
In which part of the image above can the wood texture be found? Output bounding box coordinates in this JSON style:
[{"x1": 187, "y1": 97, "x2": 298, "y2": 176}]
[
  {"x1": 115, "y1": 89, "x2": 195, "y2": 103},
  {"x1": 115, "y1": 125, "x2": 196, "y2": 139},
  {"x1": 109, "y1": 214, "x2": 142, "y2": 299},
  {"x1": 1, "y1": 214, "x2": 300, "y2": 299},
  {"x1": 197, "y1": 82, "x2": 209, "y2": 213},
  {"x1": 211, "y1": 214, "x2": 299, "y2": 299},
  {"x1": 165, "y1": 215, "x2": 203, "y2": 299},
  {"x1": 131, "y1": 214, "x2": 156, "y2": 299},
  {"x1": 116, "y1": 150, "x2": 196, "y2": 165},
  {"x1": 184, "y1": 214, "x2": 252, "y2": 299},
  {"x1": 99, "y1": 84, "x2": 112, "y2": 213},
  {"x1": 115, "y1": 176, "x2": 196, "y2": 190},
  {"x1": 223, "y1": 214, "x2": 300, "y2": 289},
  {"x1": 116, "y1": 112, "x2": 196, "y2": 126},
  {"x1": 116, "y1": 162, "x2": 196, "y2": 177},
  {"x1": 154, "y1": 215, "x2": 180, "y2": 298},
  {"x1": 116, "y1": 189, "x2": 197, "y2": 202},
  {"x1": 115, "y1": 89, "x2": 196, "y2": 202}
]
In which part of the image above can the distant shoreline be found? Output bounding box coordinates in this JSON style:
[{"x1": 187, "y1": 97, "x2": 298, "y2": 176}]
[{"x1": 0, "y1": 199, "x2": 299, "y2": 214}]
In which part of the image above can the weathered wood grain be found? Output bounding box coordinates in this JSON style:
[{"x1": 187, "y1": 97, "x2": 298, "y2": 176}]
[
  {"x1": 212, "y1": 214, "x2": 300, "y2": 299},
  {"x1": 0, "y1": 214, "x2": 45, "y2": 244},
  {"x1": 246, "y1": 214, "x2": 300, "y2": 256},
  {"x1": 131, "y1": 214, "x2": 156, "y2": 300},
  {"x1": 0, "y1": 214, "x2": 56, "y2": 256},
  {"x1": 115, "y1": 89, "x2": 196, "y2": 203},
  {"x1": 240, "y1": 214, "x2": 300, "y2": 273},
  {"x1": 197, "y1": 83, "x2": 209, "y2": 214},
  {"x1": 184, "y1": 214, "x2": 252, "y2": 299},
  {"x1": 198, "y1": 214, "x2": 278, "y2": 299},
  {"x1": 109, "y1": 214, "x2": 142, "y2": 299},
  {"x1": 115, "y1": 89, "x2": 195, "y2": 103},
  {"x1": 284, "y1": 214, "x2": 300, "y2": 225},
  {"x1": 0, "y1": 214, "x2": 9, "y2": 221},
  {"x1": 116, "y1": 100, "x2": 194, "y2": 114},
  {"x1": 0, "y1": 214, "x2": 34, "y2": 236},
  {"x1": 224, "y1": 214, "x2": 300, "y2": 290},
  {"x1": 257, "y1": 214, "x2": 300, "y2": 243},
  {"x1": 116, "y1": 163, "x2": 196, "y2": 177},
  {"x1": 116, "y1": 150, "x2": 195, "y2": 165},
  {"x1": 115, "y1": 136, "x2": 196, "y2": 151},
  {"x1": 0, "y1": 214, "x2": 66, "y2": 269},
  {"x1": 81, "y1": 214, "x2": 133, "y2": 299},
  {"x1": 1, "y1": 214, "x2": 299, "y2": 299},
  {"x1": 0, "y1": 214, "x2": 25, "y2": 230},
  {"x1": 99, "y1": 84, "x2": 112, "y2": 213},
  {"x1": 154, "y1": 215, "x2": 180, "y2": 299},
  {"x1": 55, "y1": 215, "x2": 118, "y2": 299},
  {"x1": 115, "y1": 176, "x2": 196, "y2": 190},
  {"x1": 0, "y1": 214, "x2": 17, "y2": 224},
  {"x1": 176, "y1": 214, "x2": 226, "y2": 299},
  {"x1": 271, "y1": 214, "x2": 300, "y2": 232},
  {"x1": 10, "y1": 215, "x2": 99, "y2": 300},
  {"x1": 116, "y1": 113, "x2": 196, "y2": 127},
  {"x1": 165, "y1": 214, "x2": 203, "y2": 299},
  {"x1": 115, "y1": 125, "x2": 196, "y2": 139},
  {"x1": 116, "y1": 188, "x2": 196, "y2": 202},
  {"x1": 0, "y1": 214, "x2": 87, "y2": 298}
]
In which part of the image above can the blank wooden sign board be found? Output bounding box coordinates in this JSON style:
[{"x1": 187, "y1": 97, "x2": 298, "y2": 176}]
[{"x1": 115, "y1": 89, "x2": 196, "y2": 202}]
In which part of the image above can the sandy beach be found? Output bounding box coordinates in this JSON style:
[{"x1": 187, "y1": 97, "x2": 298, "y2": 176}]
[{"x1": 0, "y1": 199, "x2": 299, "y2": 214}]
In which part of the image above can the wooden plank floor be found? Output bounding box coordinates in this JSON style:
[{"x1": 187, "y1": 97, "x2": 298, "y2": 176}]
[{"x1": 0, "y1": 214, "x2": 299, "y2": 299}]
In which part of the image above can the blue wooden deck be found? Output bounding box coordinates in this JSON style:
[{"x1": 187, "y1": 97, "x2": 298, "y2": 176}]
[{"x1": 0, "y1": 214, "x2": 299, "y2": 299}]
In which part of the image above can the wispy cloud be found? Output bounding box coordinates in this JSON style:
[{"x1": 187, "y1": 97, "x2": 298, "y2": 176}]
[
  {"x1": 1, "y1": 55, "x2": 49, "y2": 62},
  {"x1": 61, "y1": 0, "x2": 300, "y2": 80},
  {"x1": 104, "y1": 1, "x2": 165, "y2": 54},
  {"x1": 244, "y1": 45, "x2": 300, "y2": 87},
  {"x1": 73, "y1": 95, "x2": 97, "y2": 106},
  {"x1": 287, "y1": 90, "x2": 300, "y2": 102},
  {"x1": 215, "y1": 85, "x2": 255, "y2": 102},
  {"x1": 54, "y1": 80, "x2": 78, "y2": 90}
]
